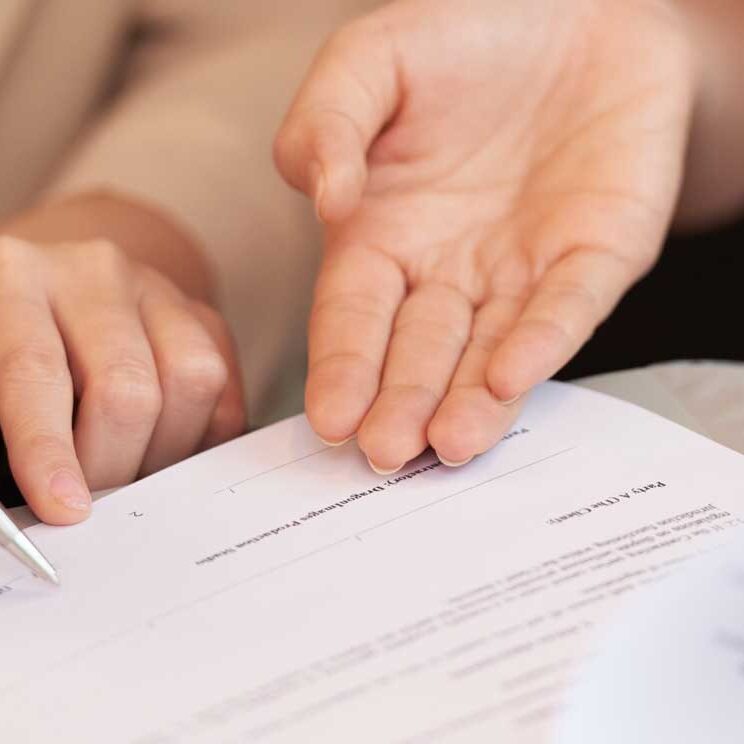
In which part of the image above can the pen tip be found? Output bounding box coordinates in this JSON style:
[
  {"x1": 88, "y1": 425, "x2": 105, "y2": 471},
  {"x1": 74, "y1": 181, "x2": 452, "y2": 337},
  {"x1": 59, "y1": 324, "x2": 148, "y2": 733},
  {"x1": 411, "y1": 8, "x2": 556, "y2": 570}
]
[
  {"x1": 5, "y1": 533, "x2": 60, "y2": 586},
  {"x1": 34, "y1": 565, "x2": 60, "y2": 586}
]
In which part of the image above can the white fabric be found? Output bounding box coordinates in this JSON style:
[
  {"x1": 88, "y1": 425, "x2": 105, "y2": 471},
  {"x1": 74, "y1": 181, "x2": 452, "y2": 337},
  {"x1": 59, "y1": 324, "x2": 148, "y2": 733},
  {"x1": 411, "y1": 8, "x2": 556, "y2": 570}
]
[{"x1": 578, "y1": 360, "x2": 744, "y2": 455}]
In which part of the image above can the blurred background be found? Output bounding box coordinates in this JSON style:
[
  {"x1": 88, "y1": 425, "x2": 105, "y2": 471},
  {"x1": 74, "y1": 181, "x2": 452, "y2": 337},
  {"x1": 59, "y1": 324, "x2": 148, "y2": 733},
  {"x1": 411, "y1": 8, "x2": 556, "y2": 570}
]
[{"x1": 560, "y1": 218, "x2": 744, "y2": 380}]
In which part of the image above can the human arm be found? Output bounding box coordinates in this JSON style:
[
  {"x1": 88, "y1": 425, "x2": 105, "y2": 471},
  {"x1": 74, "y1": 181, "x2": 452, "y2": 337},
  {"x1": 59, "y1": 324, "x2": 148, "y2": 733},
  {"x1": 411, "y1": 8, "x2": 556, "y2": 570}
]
[
  {"x1": 275, "y1": 0, "x2": 701, "y2": 472},
  {"x1": 0, "y1": 190, "x2": 245, "y2": 524},
  {"x1": 0, "y1": 0, "x2": 389, "y2": 523},
  {"x1": 674, "y1": 0, "x2": 744, "y2": 229}
]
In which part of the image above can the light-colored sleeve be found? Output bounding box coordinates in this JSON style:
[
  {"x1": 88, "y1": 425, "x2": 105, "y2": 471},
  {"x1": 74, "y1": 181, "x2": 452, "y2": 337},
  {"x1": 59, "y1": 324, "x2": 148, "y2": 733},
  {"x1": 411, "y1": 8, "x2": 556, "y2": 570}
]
[{"x1": 47, "y1": 2, "x2": 379, "y2": 423}]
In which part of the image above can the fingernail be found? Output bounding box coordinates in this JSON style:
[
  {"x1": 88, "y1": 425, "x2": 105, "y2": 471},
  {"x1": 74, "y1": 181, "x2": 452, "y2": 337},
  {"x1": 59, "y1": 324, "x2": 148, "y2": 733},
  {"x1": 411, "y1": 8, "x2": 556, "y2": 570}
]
[
  {"x1": 437, "y1": 453, "x2": 474, "y2": 468},
  {"x1": 495, "y1": 393, "x2": 522, "y2": 406},
  {"x1": 309, "y1": 160, "x2": 326, "y2": 223},
  {"x1": 50, "y1": 471, "x2": 91, "y2": 512},
  {"x1": 319, "y1": 435, "x2": 353, "y2": 447},
  {"x1": 367, "y1": 457, "x2": 402, "y2": 476}
]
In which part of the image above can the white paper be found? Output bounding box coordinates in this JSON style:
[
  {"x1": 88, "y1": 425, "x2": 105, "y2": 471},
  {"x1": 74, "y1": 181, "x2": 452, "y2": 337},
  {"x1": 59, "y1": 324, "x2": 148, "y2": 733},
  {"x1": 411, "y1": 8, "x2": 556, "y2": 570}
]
[
  {"x1": 556, "y1": 534, "x2": 744, "y2": 744},
  {"x1": 2, "y1": 382, "x2": 744, "y2": 744}
]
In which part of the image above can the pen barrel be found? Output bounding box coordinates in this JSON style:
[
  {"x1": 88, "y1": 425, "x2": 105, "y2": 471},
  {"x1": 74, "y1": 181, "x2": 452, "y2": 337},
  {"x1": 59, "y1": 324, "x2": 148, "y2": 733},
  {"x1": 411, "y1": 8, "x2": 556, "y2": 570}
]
[
  {"x1": 0, "y1": 507, "x2": 22, "y2": 545},
  {"x1": 0, "y1": 509, "x2": 58, "y2": 583}
]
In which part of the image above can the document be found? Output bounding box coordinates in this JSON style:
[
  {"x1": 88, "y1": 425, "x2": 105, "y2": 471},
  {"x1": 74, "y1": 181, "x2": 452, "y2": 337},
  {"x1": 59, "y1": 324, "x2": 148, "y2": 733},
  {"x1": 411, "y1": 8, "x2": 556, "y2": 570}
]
[
  {"x1": 1, "y1": 382, "x2": 743, "y2": 744},
  {"x1": 557, "y1": 534, "x2": 744, "y2": 744}
]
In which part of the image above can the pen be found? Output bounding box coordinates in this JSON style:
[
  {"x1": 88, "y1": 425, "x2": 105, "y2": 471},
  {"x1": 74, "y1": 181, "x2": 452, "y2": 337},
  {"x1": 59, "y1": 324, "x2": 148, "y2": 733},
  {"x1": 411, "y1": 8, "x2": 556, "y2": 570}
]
[{"x1": 0, "y1": 506, "x2": 59, "y2": 585}]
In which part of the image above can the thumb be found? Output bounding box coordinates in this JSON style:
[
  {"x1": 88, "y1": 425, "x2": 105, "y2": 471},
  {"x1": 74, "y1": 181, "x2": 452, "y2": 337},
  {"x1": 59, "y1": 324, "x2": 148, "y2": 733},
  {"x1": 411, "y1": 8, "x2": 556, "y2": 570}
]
[{"x1": 274, "y1": 17, "x2": 400, "y2": 223}]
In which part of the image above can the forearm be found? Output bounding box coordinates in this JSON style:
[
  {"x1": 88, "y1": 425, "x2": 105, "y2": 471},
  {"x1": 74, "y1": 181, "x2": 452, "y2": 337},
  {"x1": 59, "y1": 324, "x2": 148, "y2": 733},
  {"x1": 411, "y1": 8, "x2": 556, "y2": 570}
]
[
  {"x1": 1, "y1": 190, "x2": 216, "y2": 303},
  {"x1": 675, "y1": 0, "x2": 744, "y2": 230}
]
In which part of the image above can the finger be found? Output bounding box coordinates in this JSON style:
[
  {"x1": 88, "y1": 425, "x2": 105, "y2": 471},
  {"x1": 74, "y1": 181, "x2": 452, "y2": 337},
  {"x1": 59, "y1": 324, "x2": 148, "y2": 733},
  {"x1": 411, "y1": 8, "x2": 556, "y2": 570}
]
[
  {"x1": 306, "y1": 245, "x2": 406, "y2": 445},
  {"x1": 487, "y1": 247, "x2": 641, "y2": 401},
  {"x1": 358, "y1": 283, "x2": 472, "y2": 473},
  {"x1": 274, "y1": 15, "x2": 400, "y2": 222},
  {"x1": 428, "y1": 294, "x2": 527, "y2": 465},
  {"x1": 137, "y1": 285, "x2": 231, "y2": 476},
  {"x1": 191, "y1": 301, "x2": 246, "y2": 452},
  {"x1": 49, "y1": 242, "x2": 162, "y2": 490},
  {"x1": 0, "y1": 238, "x2": 91, "y2": 525}
]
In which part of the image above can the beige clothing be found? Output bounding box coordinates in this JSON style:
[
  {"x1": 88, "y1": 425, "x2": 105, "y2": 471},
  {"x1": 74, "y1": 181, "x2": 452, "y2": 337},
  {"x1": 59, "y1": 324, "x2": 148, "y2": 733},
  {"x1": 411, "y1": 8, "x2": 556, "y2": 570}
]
[{"x1": 0, "y1": 0, "x2": 380, "y2": 424}]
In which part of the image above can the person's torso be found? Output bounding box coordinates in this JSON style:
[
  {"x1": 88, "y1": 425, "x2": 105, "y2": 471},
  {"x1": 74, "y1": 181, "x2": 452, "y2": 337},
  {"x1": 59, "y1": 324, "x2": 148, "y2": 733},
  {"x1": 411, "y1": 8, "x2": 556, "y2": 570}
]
[{"x1": 0, "y1": 0, "x2": 135, "y2": 219}]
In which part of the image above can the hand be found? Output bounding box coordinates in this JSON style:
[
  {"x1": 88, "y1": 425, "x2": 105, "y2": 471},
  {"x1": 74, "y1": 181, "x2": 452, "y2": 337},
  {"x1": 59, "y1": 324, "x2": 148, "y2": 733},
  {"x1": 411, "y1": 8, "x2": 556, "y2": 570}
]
[
  {"x1": 275, "y1": 0, "x2": 696, "y2": 472},
  {"x1": 0, "y1": 200, "x2": 245, "y2": 524}
]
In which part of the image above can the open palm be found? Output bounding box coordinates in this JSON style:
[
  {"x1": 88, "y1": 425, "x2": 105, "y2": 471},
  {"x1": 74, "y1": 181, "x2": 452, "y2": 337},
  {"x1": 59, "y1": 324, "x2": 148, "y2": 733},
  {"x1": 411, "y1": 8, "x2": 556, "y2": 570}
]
[{"x1": 275, "y1": 0, "x2": 695, "y2": 472}]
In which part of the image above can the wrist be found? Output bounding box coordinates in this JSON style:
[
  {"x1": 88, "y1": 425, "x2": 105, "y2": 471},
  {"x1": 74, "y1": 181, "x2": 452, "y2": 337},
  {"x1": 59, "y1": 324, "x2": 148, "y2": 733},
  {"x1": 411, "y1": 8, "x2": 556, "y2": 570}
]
[
  {"x1": 673, "y1": 0, "x2": 744, "y2": 230},
  {"x1": 0, "y1": 189, "x2": 217, "y2": 303}
]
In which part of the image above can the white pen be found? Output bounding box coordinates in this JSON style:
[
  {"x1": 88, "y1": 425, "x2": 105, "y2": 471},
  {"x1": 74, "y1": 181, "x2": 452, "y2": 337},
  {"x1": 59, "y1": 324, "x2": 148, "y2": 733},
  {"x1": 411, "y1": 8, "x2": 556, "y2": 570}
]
[{"x1": 0, "y1": 506, "x2": 59, "y2": 585}]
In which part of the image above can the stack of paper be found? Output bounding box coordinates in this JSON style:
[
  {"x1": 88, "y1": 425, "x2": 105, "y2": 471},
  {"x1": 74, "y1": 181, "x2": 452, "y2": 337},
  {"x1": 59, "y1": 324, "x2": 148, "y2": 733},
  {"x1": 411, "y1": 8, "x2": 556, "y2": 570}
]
[{"x1": 2, "y1": 383, "x2": 743, "y2": 743}]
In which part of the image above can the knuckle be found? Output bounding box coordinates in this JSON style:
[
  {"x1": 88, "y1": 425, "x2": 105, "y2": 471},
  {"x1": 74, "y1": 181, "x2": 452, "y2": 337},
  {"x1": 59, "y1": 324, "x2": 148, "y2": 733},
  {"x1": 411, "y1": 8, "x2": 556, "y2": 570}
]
[
  {"x1": 17, "y1": 432, "x2": 73, "y2": 464},
  {"x1": 81, "y1": 239, "x2": 128, "y2": 277},
  {"x1": 191, "y1": 301, "x2": 228, "y2": 333},
  {"x1": 384, "y1": 382, "x2": 441, "y2": 405},
  {"x1": 89, "y1": 238, "x2": 122, "y2": 260},
  {"x1": 10, "y1": 431, "x2": 77, "y2": 482},
  {"x1": 54, "y1": 238, "x2": 130, "y2": 287},
  {"x1": 529, "y1": 315, "x2": 580, "y2": 348},
  {"x1": 550, "y1": 279, "x2": 602, "y2": 316},
  {"x1": 137, "y1": 265, "x2": 181, "y2": 298},
  {"x1": 313, "y1": 291, "x2": 388, "y2": 324},
  {"x1": 0, "y1": 344, "x2": 70, "y2": 390},
  {"x1": 0, "y1": 236, "x2": 34, "y2": 272},
  {"x1": 93, "y1": 362, "x2": 162, "y2": 427},
  {"x1": 209, "y1": 402, "x2": 246, "y2": 441},
  {"x1": 394, "y1": 316, "x2": 469, "y2": 349},
  {"x1": 162, "y1": 350, "x2": 229, "y2": 406},
  {"x1": 470, "y1": 329, "x2": 507, "y2": 353},
  {"x1": 134, "y1": 263, "x2": 164, "y2": 288}
]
